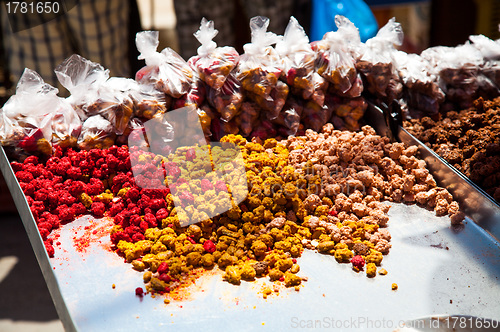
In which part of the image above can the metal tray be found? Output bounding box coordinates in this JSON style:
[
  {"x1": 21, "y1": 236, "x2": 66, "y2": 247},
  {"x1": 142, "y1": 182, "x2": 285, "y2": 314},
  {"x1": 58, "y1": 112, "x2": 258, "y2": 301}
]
[
  {"x1": 2, "y1": 133, "x2": 500, "y2": 331},
  {"x1": 364, "y1": 103, "x2": 500, "y2": 242}
]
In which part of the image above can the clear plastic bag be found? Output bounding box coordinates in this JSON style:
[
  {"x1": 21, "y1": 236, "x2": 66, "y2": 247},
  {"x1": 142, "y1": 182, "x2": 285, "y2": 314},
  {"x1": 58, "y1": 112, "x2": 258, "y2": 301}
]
[
  {"x1": 135, "y1": 31, "x2": 194, "y2": 98},
  {"x1": 314, "y1": 29, "x2": 357, "y2": 94},
  {"x1": 239, "y1": 101, "x2": 261, "y2": 137},
  {"x1": 237, "y1": 16, "x2": 285, "y2": 119},
  {"x1": 55, "y1": 54, "x2": 107, "y2": 120},
  {"x1": 325, "y1": 94, "x2": 367, "y2": 131},
  {"x1": 56, "y1": 55, "x2": 134, "y2": 135},
  {"x1": 77, "y1": 115, "x2": 116, "y2": 150},
  {"x1": 188, "y1": 18, "x2": 239, "y2": 91},
  {"x1": 394, "y1": 51, "x2": 444, "y2": 116},
  {"x1": 276, "y1": 17, "x2": 317, "y2": 102},
  {"x1": 421, "y1": 44, "x2": 487, "y2": 110},
  {"x1": 356, "y1": 17, "x2": 403, "y2": 101},
  {"x1": 1, "y1": 68, "x2": 81, "y2": 155}
]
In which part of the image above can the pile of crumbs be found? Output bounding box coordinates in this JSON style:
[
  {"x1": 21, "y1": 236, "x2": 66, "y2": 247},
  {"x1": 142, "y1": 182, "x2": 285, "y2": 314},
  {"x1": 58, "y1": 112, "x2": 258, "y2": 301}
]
[{"x1": 13, "y1": 125, "x2": 464, "y2": 301}]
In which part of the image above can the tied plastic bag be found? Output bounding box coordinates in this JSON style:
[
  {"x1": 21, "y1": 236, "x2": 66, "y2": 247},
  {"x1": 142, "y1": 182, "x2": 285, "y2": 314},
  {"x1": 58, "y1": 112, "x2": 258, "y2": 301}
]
[
  {"x1": 135, "y1": 31, "x2": 194, "y2": 98},
  {"x1": 237, "y1": 16, "x2": 287, "y2": 119},
  {"x1": 56, "y1": 55, "x2": 134, "y2": 135},
  {"x1": 78, "y1": 115, "x2": 116, "y2": 150},
  {"x1": 54, "y1": 54, "x2": 107, "y2": 120},
  {"x1": 0, "y1": 68, "x2": 81, "y2": 156},
  {"x1": 469, "y1": 34, "x2": 500, "y2": 96},
  {"x1": 421, "y1": 44, "x2": 493, "y2": 110},
  {"x1": 356, "y1": 18, "x2": 403, "y2": 101},
  {"x1": 188, "y1": 18, "x2": 239, "y2": 91},
  {"x1": 312, "y1": 17, "x2": 358, "y2": 95},
  {"x1": 272, "y1": 96, "x2": 302, "y2": 137},
  {"x1": 275, "y1": 17, "x2": 317, "y2": 102},
  {"x1": 393, "y1": 51, "x2": 444, "y2": 117}
]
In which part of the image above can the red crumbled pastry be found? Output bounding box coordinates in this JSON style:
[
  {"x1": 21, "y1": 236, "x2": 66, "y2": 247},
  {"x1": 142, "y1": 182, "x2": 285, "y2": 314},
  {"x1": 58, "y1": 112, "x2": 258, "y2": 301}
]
[
  {"x1": 109, "y1": 201, "x2": 125, "y2": 217},
  {"x1": 44, "y1": 241, "x2": 55, "y2": 258},
  {"x1": 157, "y1": 262, "x2": 169, "y2": 274},
  {"x1": 155, "y1": 208, "x2": 169, "y2": 222},
  {"x1": 351, "y1": 255, "x2": 366, "y2": 270},
  {"x1": 203, "y1": 240, "x2": 216, "y2": 253},
  {"x1": 200, "y1": 179, "x2": 214, "y2": 191},
  {"x1": 91, "y1": 202, "x2": 106, "y2": 218},
  {"x1": 72, "y1": 203, "x2": 87, "y2": 216},
  {"x1": 15, "y1": 171, "x2": 34, "y2": 183},
  {"x1": 131, "y1": 233, "x2": 145, "y2": 242}
]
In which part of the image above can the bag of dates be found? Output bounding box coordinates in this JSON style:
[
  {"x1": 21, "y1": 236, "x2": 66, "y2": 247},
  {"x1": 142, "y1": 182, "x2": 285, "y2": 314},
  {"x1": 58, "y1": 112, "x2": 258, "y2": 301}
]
[
  {"x1": 393, "y1": 51, "x2": 444, "y2": 117},
  {"x1": 356, "y1": 18, "x2": 403, "y2": 102},
  {"x1": 188, "y1": 18, "x2": 239, "y2": 91},
  {"x1": 56, "y1": 55, "x2": 134, "y2": 135},
  {"x1": 236, "y1": 16, "x2": 286, "y2": 120},
  {"x1": 135, "y1": 31, "x2": 194, "y2": 98},
  {"x1": 313, "y1": 27, "x2": 358, "y2": 95},
  {"x1": 0, "y1": 68, "x2": 81, "y2": 156},
  {"x1": 275, "y1": 17, "x2": 318, "y2": 102}
]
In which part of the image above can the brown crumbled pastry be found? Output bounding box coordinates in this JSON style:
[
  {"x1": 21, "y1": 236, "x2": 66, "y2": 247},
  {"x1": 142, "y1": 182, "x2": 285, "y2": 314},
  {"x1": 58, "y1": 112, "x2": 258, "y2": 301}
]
[{"x1": 405, "y1": 96, "x2": 500, "y2": 203}]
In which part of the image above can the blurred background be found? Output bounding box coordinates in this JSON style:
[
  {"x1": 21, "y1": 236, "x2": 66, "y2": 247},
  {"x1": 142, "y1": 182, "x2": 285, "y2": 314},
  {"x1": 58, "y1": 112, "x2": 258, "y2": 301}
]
[{"x1": 0, "y1": 0, "x2": 497, "y2": 331}]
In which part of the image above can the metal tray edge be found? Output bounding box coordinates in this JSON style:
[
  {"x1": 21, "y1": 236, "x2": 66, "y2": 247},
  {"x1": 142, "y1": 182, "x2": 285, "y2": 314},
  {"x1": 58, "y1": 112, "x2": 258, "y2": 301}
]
[{"x1": 0, "y1": 146, "x2": 78, "y2": 332}]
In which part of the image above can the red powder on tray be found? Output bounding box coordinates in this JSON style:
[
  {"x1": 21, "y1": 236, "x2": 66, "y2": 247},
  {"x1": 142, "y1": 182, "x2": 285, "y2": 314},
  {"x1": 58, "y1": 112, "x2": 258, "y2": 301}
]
[{"x1": 72, "y1": 218, "x2": 115, "y2": 253}]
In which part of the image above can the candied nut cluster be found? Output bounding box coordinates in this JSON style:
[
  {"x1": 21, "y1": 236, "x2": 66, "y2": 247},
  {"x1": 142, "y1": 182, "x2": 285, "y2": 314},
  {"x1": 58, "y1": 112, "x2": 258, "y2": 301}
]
[{"x1": 405, "y1": 97, "x2": 500, "y2": 202}]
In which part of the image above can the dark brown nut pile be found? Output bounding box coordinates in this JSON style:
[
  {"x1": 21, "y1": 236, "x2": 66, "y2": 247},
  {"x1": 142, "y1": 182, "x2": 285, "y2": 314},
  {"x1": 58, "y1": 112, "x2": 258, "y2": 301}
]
[{"x1": 404, "y1": 97, "x2": 500, "y2": 202}]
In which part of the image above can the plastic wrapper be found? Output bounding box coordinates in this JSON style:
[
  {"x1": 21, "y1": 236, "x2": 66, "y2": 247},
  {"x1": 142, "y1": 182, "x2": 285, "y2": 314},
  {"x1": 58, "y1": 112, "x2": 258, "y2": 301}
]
[
  {"x1": 1, "y1": 68, "x2": 81, "y2": 156},
  {"x1": 393, "y1": 51, "x2": 444, "y2": 117},
  {"x1": 246, "y1": 80, "x2": 289, "y2": 120},
  {"x1": 313, "y1": 30, "x2": 357, "y2": 95},
  {"x1": 250, "y1": 119, "x2": 277, "y2": 141},
  {"x1": 211, "y1": 115, "x2": 241, "y2": 141},
  {"x1": 198, "y1": 104, "x2": 217, "y2": 139},
  {"x1": 356, "y1": 18, "x2": 403, "y2": 102},
  {"x1": 421, "y1": 44, "x2": 496, "y2": 110},
  {"x1": 236, "y1": 16, "x2": 284, "y2": 119},
  {"x1": 207, "y1": 72, "x2": 244, "y2": 122},
  {"x1": 469, "y1": 34, "x2": 500, "y2": 93},
  {"x1": 54, "y1": 54, "x2": 107, "y2": 120},
  {"x1": 188, "y1": 18, "x2": 239, "y2": 91},
  {"x1": 275, "y1": 17, "x2": 317, "y2": 102},
  {"x1": 56, "y1": 55, "x2": 134, "y2": 135},
  {"x1": 116, "y1": 118, "x2": 144, "y2": 146},
  {"x1": 135, "y1": 31, "x2": 194, "y2": 98},
  {"x1": 172, "y1": 78, "x2": 206, "y2": 110},
  {"x1": 77, "y1": 115, "x2": 116, "y2": 150}
]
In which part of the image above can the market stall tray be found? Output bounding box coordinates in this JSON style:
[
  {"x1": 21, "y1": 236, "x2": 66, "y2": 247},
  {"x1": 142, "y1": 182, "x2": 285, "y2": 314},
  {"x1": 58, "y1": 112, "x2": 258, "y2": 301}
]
[{"x1": 1, "y1": 132, "x2": 500, "y2": 331}]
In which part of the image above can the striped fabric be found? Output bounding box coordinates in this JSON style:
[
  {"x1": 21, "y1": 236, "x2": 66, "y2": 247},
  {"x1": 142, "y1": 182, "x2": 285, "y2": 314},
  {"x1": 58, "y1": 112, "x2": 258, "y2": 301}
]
[{"x1": 1, "y1": 0, "x2": 130, "y2": 94}]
